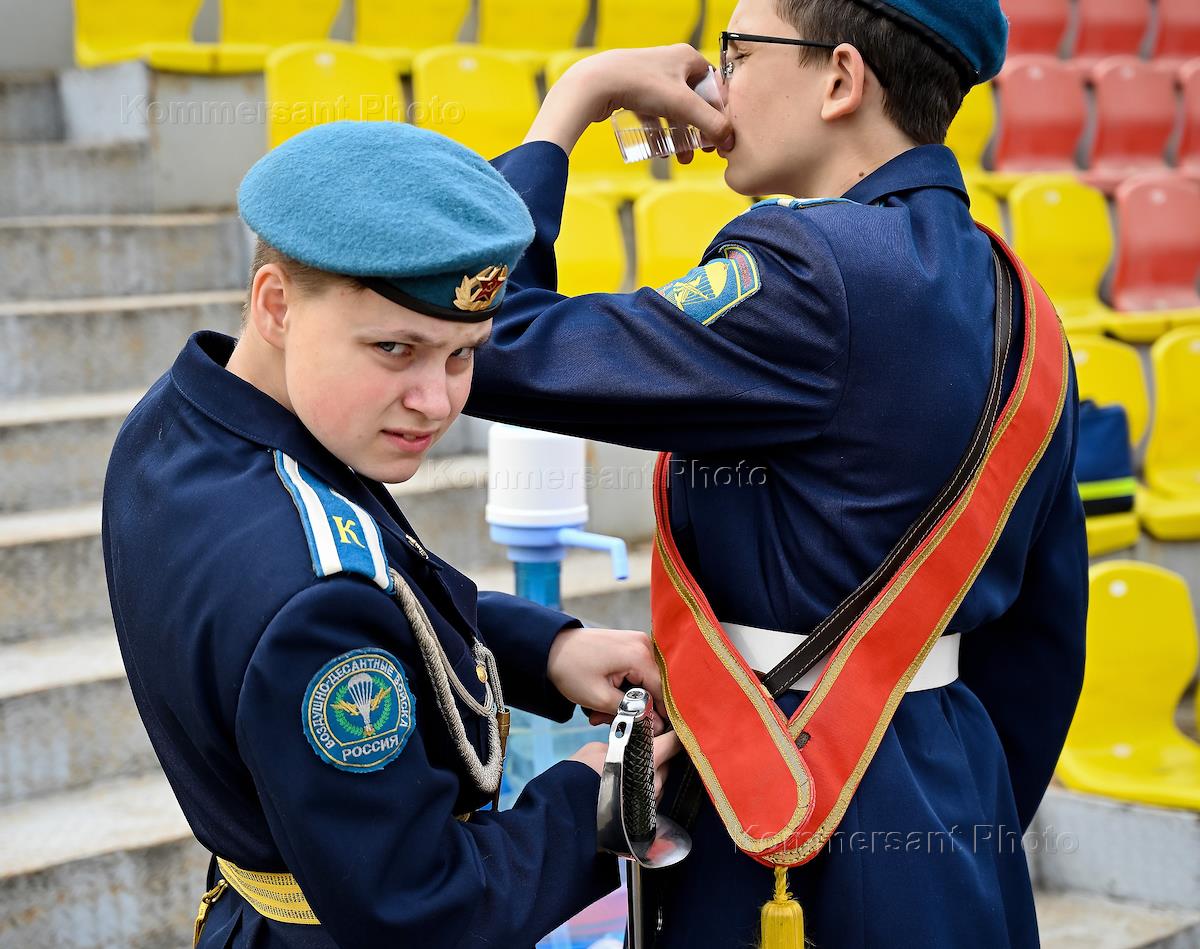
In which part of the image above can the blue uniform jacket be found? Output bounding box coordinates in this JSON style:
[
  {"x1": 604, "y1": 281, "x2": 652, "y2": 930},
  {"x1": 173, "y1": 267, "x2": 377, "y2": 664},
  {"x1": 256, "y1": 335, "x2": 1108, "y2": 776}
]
[
  {"x1": 468, "y1": 142, "x2": 1088, "y2": 948},
  {"x1": 102, "y1": 332, "x2": 619, "y2": 948}
]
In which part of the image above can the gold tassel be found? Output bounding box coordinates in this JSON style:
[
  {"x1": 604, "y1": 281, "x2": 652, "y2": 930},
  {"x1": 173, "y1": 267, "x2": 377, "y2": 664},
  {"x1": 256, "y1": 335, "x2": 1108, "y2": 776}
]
[{"x1": 760, "y1": 865, "x2": 805, "y2": 949}]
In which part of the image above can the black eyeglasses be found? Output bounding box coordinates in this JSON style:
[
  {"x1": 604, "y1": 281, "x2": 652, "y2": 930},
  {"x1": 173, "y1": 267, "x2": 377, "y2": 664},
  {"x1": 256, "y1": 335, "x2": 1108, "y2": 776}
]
[{"x1": 719, "y1": 30, "x2": 888, "y2": 89}]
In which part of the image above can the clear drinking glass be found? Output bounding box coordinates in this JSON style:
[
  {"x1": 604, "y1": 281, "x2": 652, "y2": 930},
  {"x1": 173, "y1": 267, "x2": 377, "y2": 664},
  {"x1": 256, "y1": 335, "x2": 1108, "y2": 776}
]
[{"x1": 611, "y1": 65, "x2": 724, "y2": 163}]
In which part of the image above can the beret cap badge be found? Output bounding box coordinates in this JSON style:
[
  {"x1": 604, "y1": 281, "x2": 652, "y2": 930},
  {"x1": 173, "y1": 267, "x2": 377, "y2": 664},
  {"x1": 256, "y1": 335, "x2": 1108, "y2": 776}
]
[{"x1": 454, "y1": 265, "x2": 510, "y2": 313}]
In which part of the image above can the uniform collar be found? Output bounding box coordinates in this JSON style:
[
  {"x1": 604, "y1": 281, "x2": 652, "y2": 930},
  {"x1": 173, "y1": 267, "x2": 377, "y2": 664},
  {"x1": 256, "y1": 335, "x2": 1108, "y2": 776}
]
[
  {"x1": 842, "y1": 144, "x2": 968, "y2": 207},
  {"x1": 171, "y1": 332, "x2": 438, "y2": 567}
]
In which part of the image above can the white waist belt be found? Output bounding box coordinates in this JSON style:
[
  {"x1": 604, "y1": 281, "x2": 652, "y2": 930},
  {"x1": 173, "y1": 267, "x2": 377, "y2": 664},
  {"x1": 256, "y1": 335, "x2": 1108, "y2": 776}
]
[{"x1": 721, "y1": 623, "x2": 961, "y2": 693}]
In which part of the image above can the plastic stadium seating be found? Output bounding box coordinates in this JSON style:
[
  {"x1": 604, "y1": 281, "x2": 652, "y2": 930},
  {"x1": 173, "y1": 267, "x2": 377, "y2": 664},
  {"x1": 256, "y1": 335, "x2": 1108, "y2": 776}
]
[
  {"x1": 264, "y1": 43, "x2": 402, "y2": 148},
  {"x1": 1013, "y1": 175, "x2": 1171, "y2": 343},
  {"x1": 147, "y1": 0, "x2": 341, "y2": 74},
  {"x1": 1112, "y1": 174, "x2": 1200, "y2": 329},
  {"x1": 411, "y1": 46, "x2": 540, "y2": 159},
  {"x1": 73, "y1": 0, "x2": 203, "y2": 68},
  {"x1": 477, "y1": 0, "x2": 590, "y2": 67},
  {"x1": 557, "y1": 192, "x2": 627, "y2": 295},
  {"x1": 987, "y1": 57, "x2": 1086, "y2": 197},
  {"x1": 1070, "y1": 334, "x2": 1149, "y2": 553},
  {"x1": 593, "y1": 0, "x2": 701, "y2": 50},
  {"x1": 354, "y1": 0, "x2": 470, "y2": 73},
  {"x1": 1082, "y1": 58, "x2": 1175, "y2": 195},
  {"x1": 1180, "y1": 61, "x2": 1200, "y2": 185},
  {"x1": 944, "y1": 82, "x2": 994, "y2": 174},
  {"x1": 1003, "y1": 0, "x2": 1069, "y2": 57},
  {"x1": 1057, "y1": 561, "x2": 1200, "y2": 811},
  {"x1": 1138, "y1": 328, "x2": 1200, "y2": 538},
  {"x1": 633, "y1": 183, "x2": 752, "y2": 290},
  {"x1": 1149, "y1": 0, "x2": 1200, "y2": 69},
  {"x1": 545, "y1": 50, "x2": 657, "y2": 201},
  {"x1": 1071, "y1": 0, "x2": 1152, "y2": 69},
  {"x1": 962, "y1": 174, "x2": 1004, "y2": 236},
  {"x1": 702, "y1": 0, "x2": 738, "y2": 51}
]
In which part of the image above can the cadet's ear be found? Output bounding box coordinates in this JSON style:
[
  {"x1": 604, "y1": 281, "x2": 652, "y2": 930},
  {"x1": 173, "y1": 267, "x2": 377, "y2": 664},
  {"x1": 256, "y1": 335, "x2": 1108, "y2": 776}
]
[
  {"x1": 248, "y1": 263, "x2": 290, "y2": 351},
  {"x1": 820, "y1": 44, "x2": 868, "y2": 123}
]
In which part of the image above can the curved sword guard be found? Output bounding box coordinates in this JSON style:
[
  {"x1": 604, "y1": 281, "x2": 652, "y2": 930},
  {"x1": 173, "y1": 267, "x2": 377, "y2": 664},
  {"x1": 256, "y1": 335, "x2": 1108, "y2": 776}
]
[{"x1": 596, "y1": 688, "x2": 691, "y2": 870}]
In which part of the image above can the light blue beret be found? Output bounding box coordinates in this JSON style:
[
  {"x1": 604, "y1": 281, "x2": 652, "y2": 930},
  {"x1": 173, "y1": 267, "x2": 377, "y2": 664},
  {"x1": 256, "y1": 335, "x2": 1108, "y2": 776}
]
[
  {"x1": 852, "y1": 0, "x2": 1009, "y2": 88},
  {"x1": 237, "y1": 121, "x2": 535, "y2": 322}
]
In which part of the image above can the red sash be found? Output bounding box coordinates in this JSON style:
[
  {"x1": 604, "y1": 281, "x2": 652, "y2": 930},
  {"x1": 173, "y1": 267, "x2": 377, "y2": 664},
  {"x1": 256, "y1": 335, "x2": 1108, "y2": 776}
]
[{"x1": 650, "y1": 231, "x2": 1069, "y2": 867}]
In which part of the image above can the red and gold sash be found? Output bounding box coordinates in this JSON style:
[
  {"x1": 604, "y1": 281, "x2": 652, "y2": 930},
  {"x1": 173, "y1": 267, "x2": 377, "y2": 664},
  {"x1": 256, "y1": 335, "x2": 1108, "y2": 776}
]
[{"x1": 650, "y1": 230, "x2": 1070, "y2": 868}]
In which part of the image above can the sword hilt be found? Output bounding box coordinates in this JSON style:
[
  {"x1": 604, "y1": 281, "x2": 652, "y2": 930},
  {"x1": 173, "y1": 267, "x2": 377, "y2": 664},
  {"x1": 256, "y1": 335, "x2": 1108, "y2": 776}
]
[{"x1": 597, "y1": 688, "x2": 691, "y2": 869}]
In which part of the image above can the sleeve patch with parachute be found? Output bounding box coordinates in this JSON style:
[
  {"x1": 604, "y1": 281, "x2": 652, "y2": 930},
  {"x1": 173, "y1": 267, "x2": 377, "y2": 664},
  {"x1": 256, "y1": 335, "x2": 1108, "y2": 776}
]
[
  {"x1": 655, "y1": 243, "x2": 761, "y2": 325},
  {"x1": 302, "y1": 647, "x2": 415, "y2": 773}
]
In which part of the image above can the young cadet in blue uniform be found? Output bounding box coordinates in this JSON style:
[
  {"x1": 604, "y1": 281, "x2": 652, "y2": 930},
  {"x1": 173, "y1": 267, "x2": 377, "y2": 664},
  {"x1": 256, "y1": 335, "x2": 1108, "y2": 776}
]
[
  {"x1": 464, "y1": 0, "x2": 1088, "y2": 946},
  {"x1": 102, "y1": 121, "x2": 680, "y2": 948}
]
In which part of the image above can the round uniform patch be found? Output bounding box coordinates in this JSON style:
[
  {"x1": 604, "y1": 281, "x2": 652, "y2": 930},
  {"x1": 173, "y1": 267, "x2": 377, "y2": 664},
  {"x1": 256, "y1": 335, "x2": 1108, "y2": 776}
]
[{"x1": 302, "y1": 648, "x2": 414, "y2": 773}]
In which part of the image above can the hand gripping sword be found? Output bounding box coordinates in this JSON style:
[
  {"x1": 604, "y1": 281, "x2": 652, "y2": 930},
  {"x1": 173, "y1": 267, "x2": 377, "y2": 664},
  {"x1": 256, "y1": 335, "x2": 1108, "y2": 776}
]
[{"x1": 597, "y1": 688, "x2": 691, "y2": 949}]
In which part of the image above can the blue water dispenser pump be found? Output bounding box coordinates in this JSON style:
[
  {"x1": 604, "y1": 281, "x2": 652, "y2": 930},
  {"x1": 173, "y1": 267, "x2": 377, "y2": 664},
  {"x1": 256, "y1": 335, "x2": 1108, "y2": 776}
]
[{"x1": 486, "y1": 424, "x2": 632, "y2": 948}]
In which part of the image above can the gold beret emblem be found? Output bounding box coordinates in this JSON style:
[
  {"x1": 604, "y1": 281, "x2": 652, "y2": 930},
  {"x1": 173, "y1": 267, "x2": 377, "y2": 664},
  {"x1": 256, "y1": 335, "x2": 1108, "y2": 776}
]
[{"x1": 454, "y1": 264, "x2": 509, "y2": 312}]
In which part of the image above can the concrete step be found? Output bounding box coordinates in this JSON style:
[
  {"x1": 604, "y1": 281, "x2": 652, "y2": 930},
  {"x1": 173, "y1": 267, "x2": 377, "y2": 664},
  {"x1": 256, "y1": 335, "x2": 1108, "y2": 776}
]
[
  {"x1": 0, "y1": 290, "x2": 243, "y2": 398},
  {"x1": 0, "y1": 73, "x2": 63, "y2": 143},
  {"x1": 0, "y1": 390, "x2": 142, "y2": 514},
  {"x1": 0, "y1": 213, "x2": 248, "y2": 302},
  {"x1": 0, "y1": 140, "x2": 153, "y2": 216},
  {"x1": 471, "y1": 543, "x2": 654, "y2": 634},
  {"x1": 0, "y1": 630, "x2": 155, "y2": 806},
  {"x1": 0, "y1": 458, "x2": 542, "y2": 646},
  {"x1": 0, "y1": 504, "x2": 108, "y2": 646},
  {"x1": 1031, "y1": 786, "x2": 1200, "y2": 914},
  {"x1": 0, "y1": 773, "x2": 208, "y2": 949},
  {"x1": 1038, "y1": 892, "x2": 1200, "y2": 949},
  {"x1": 0, "y1": 387, "x2": 487, "y2": 514}
]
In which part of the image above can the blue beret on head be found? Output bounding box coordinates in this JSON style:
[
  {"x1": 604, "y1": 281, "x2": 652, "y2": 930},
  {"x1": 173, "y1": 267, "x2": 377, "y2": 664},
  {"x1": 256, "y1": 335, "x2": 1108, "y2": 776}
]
[
  {"x1": 850, "y1": 0, "x2": 1009, "y2": 88},
  {"x1": 237, "y1": 121, "x2": 535, "y2": 322}
]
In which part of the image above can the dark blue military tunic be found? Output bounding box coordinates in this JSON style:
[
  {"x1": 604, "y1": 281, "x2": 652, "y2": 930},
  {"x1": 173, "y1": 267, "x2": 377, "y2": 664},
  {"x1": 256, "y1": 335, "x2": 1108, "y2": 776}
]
[
  {"x1": 102, "y1": 332, "x2": 619, "y2": 947},
  {"x1": 468, "y1": 141, "x2": 1088, "y2": 948}
]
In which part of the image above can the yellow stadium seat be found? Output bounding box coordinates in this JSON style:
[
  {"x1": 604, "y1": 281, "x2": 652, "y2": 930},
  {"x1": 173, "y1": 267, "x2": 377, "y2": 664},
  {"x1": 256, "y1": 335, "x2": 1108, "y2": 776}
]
[
  {"x1": 354, "y1": 0, "x2": 470, "y2": 73},
  {"x1": 1070, "y1": 334, "x2": 1149, "y2": 555},
  {"x1": 1138, "y1": 328, "x2": 1200, "y2": 539},
  {"x1": 946, "y1": 82, "x2": 995, "y2": 174},
  {"x1": 702, "y1": 0, "x2": 738, "y2": 50},
  {"x1": 545, "y1": 50, "x2": 658, "y2": 202},
  {"x1": 557, "y1": 192, "x2": 627, "y2": 295},
  {"x1": 633, "y1": 182, "x2": 752, "y2": 289},
  {"x1": 1071, "y1": 335, "x2": 1150, "y2": 443},
  {"x1": 1009, "y1": 175, "x2": 1168, "y2": 343},
  {"x1": 73, "y1": 0, "x2": 203, "y2": 68},
  {"x1": 411, "y1": 46, "x2": 540, "y2": 159},
  {"x1": 962, "y1": 173, "x2": 1004, "y2": 236},
  {"x1": 146, "y1": 0, "x2": 341, "y2": 73},
  {"x1": 264, "y1": 43, "x2": 403, "y2": 148},
  {"x1": 594, "y1": 0, "x2": 701, "y2": 49},
  {"x1": 478, "y1": 0, "x2": 590, "y2": 69},
  {"x1": 1057, "y1": 561, "x2": 1200, "y2": 810}
]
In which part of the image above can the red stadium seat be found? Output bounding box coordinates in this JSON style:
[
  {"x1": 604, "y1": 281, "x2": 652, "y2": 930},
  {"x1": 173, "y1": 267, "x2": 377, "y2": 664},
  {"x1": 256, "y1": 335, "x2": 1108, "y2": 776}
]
[
  {"x1": 1151, "y1": 0, "x2": 1200, "y2": 70},
  {"x1": 1180, "y1": 60, "x2": 1200, "y2": 185},
  {"x1": 1082, "y1": 57, "x2": 1175, "y2": 195},
  {"x1": 986, "y1": 56, "x2": 1086, "y2": 195},
  {"x1": 1112, "y1": 174, "x2": 1200, "y2": 328},
  {"x1": 1071, "y1": 0, "x2": 1151, "y2": 70},
  {"x1": 1004, "y1": 0, "x2": 1069, "y2": 56}
]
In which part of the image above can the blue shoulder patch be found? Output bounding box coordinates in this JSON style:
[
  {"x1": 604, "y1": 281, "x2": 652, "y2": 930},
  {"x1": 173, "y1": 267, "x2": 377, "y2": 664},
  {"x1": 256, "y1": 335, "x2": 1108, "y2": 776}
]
[
  {"x1": 750, "y1": 197, "x2": 858, "y2": 212},
  {"x1": 274, "y1": 450, "x2": 395, "y2": 594},
  {"x1": 303, "y1": 648, "x2": 415, "y2": 773},
  {"x1": 655, "y1": 243, "x2": 762, "y2": 326}
]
